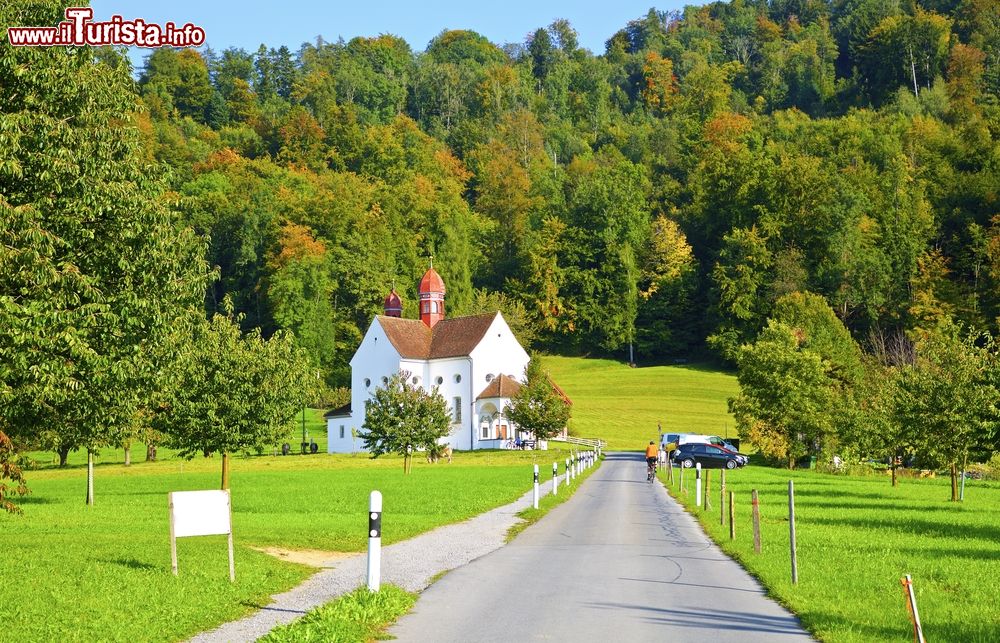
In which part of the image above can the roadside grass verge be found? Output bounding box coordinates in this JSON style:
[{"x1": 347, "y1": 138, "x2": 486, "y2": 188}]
[
  {"x1": 661, "y1": 464, "x2": 1000, "y2": 642},
  {"x1": 1, "y1": 449, "x2": 562, "y2": 642},
  {"x1": 506, "y1": 455, "x2": 604, "y2": 542},
  {"x1": 541, "y1": 356, "x2": 737, "y2": 451},
  {"x1": 259, "y1": 585, "x2": 416, "y2": 643}
]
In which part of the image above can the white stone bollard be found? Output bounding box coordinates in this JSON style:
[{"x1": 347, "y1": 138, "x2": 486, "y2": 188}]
[
  {"x1": 367, "y1": 490, "x2": 382, "y2": 592},
  {"x1": 553, "y1": 462, "x2": 559, "y2": 495},
  {"x1": 533, "y1": 464, "x2": 539, "y2": 509},
  {"x1": 696, "y1": 463, "x2": 702, "y2": 507}
]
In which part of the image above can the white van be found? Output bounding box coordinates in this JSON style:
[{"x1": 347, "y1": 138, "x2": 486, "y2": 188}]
[{"x1": 662, "y1": 432, "x2": 741, "y2": 453}]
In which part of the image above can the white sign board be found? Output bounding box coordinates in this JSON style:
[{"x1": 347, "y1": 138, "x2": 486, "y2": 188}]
[
  {"x1": 168, "y1": 489, "x2": 235, "y2": 581},
  {"x1": 170, "y1": 490, "x2": 232, "y2": 537}
]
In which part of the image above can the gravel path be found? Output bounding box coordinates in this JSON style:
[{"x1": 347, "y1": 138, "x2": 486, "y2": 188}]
[{"x1": 188, "y1": 469, "x2": 569, "y2": 642}]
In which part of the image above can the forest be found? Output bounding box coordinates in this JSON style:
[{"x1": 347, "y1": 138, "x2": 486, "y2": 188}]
[{"x1": 2, "y1": 0, "x2": 1000, "y2": 486}]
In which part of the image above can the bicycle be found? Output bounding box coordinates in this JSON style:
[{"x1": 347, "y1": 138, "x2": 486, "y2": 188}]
[{"x1": 646, "y1": 459, "x2": 657, "y2": 482}]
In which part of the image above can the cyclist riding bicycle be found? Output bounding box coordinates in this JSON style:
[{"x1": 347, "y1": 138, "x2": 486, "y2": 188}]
[{"x1": 645, "y1": 441, "x2": 658, "y2": 482}]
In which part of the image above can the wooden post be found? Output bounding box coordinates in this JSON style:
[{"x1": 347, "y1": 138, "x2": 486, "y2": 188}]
[
  {"x1": 720, "y1": 469, "x2": 726, "y2": 525},
  {"x1": 789, "y1": 480, "x2": 798, "y2": 584},
  {"x1": 752, "y1": 489, "x2": 761, "y2": 553},
  {"x1": 226, "y1": 491, "x2": 235, "y2": 582},
  {"x1": 704, "y1": 470, "x2": 711, "y2": 511},
  {"x1": 169, "y1": 493, "x2": 178, "y2": 576},
  {"x1": 728, "y1": 491, "x2": 735, "y2": 539},
  {"x1": 679, "y1": 464, "x2": 685, "y2": 493},
  {"x1": 86, "y1": 449, "x2": 94, "y2": 506}
]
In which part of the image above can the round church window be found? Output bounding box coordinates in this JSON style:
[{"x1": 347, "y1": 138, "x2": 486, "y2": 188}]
[
  {"x1": 435, "y1": 376, "x2": 443, "y2": 385},
  {"x1": 454, "y1": 374, "x2": 462, "y2": 383}
]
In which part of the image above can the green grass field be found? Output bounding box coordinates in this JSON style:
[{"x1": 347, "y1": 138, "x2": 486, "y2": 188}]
[
  {"x1": 663, "y1": 465, "x2": 1000, "y2": 642},
  {"x1": 1, "y1": 450, "x2": 562, "y2": 642},
  {"x1": 541, "y1": 356, "x2": 738, "y2": 450}
]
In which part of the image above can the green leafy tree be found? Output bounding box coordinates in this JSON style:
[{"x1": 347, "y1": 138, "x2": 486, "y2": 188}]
[
  {"x1": 156, "y1": 312, "x2": 313, "y2": 489},
  {"x1": 358, "y1": 372, "x2": 452, "y2": 474},
  {"x1": 730, "y1": 320, "x2": 836, "y2": 468},
  {"x1": 0, "y1": 431, "x2": 28, "y2": 514},
  {"x1": 892, "y1": 322, "x2": 1000, "y2": 501},
  {"x1": 1, "y1": 2, "x2": 207, "y2": 505},
  {"x1": 506, "y1": 360, "x2": 572, "y2": 442}
]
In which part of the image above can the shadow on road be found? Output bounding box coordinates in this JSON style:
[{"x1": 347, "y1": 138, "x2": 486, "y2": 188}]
[{"x1": 585, "y1": 602, "x2": 809, "y2": 636}]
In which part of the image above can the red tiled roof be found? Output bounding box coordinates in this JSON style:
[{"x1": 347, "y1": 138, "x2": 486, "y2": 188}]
[
  {"x1": 377, "y1": 312, "x2": 498, "y2": 359},
  {"x1": 476, "y1": 374, "x2": 522, "y2": 400}
]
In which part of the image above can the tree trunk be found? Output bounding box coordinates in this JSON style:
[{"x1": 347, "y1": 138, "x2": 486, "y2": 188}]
[
  {"x1": 404, "y1": 453, "x2": 411, "y2": 474},
  {"x1": 146, "y1": 443, "x2": 157, "y2": 462},
  {"x1": 124, "y1": 441, "x2": 131, "y2": 467},
  {"x1": 221, "y1": 452, "x2": 231, "y2": 490},
  {"x1": 86, "y1": 449, "x2": 94, "y2": 506},
  {"x1": 788, "y1": 455, "x2": 795, "y2": 470},
  {"x1": 950, "y1": 462, "x2": 958, "y2": 502},
  {"x1": 58, "y1": 445, "x2": 70, "y2": 467},
  {"x1": 891, "y1": 463, "x2": 898, "y2": 487}
]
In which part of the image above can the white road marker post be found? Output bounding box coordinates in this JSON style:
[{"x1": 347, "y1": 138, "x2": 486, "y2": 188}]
[
  {"x1": 367, "y1": 490, "x2": 382, "y2": 592},
  {"x1": 696, "y1": 463, "x2": 702, "y2": 507},
  {"x1": 901, "y1": 574, "x2": 926, "y2": 643},
  {"x1": 565, "y1": 458, "x2": 570, "y2": 486},
  {"x1": 533, "y1": 464, "x2": 539, "y2": 509},
  {"x1": 789, "y1": 480, "x2": 798, "y2": 585},
  {"x1": 553, "y1": 462, "x2": 559, "y2": 495}
]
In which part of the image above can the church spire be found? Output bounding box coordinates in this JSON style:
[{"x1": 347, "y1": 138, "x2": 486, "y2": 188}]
[{"x1": 418, "y1": 259, "x2": 446, "y2": 328}]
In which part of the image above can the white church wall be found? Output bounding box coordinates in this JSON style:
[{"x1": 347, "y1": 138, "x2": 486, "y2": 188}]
[
  {"x1": 424, "y1": 357, "x2": 473, "y2": 451},
  {"x1": 327, "y1": 317, "x2": 402, "y2": 454},
  {"x1": 468, "y1": 313, "x2": 530, "y2": 450}
]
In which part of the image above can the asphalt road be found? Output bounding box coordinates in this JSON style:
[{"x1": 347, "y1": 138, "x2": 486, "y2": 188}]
[{"x1": 388, "y1": 451, "x2": 815, "y2": 642}]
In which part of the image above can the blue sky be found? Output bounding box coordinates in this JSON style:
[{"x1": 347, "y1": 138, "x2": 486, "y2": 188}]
[{"x1": 89, "y1": 1, "x2": 699, "y2": 70}]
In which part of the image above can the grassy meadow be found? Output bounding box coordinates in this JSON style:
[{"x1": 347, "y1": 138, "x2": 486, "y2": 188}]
[
  {"x1": 2, "y1": 449, "x2": 565, "y2": 642},
  {"x1": 541, "y1": 355, "x2": 738, "y2": 450},
  {"x1": 663, "y1": 465, "x2": 1000, "y2": 642}
]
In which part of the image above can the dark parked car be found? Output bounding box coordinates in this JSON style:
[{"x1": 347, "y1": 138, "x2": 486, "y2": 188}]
[{"x1": 671, "y1": 443, "x2": 747, "y2": 470}]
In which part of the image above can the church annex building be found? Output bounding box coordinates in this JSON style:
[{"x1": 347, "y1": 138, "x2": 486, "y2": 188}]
[{"x1": 325, "y1": 266, "x2": 568, "y2": 453}]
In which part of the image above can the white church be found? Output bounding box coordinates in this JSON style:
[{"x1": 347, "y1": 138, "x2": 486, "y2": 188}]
[{"x1": 325, "y1": 265, "x2": 568, "y2": 453}]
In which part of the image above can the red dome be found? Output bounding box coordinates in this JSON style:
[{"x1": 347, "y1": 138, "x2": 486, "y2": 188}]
[
  {"x1": 383, "y1": 289, "x2": 403, "y2": 317},
  {"x1": 418, "y1": 267, "x2": 446, "y2": 294}
]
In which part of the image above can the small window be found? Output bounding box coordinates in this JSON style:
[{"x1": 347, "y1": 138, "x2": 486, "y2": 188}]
[
  {"x1": 453, "y1": 397, "x2": 462, "y2": 423},
  {"x1": 364, "y1": 378, "x2": 371, "y2": 388},
  {"x1": 485, "y1": 373, "x2": 494, "y2": 382},
  {"x1": 435, "y1": 376, "x2": 443, "y2": 385},
  {"x1": 454, "y1": 374, "x2": 461, "y2": 383},
  {"x1": 431, "y1": 301, "x2": 439, "y2": 313},
  {"x1": 339, "y1": 425, "x2": 345, "y2": 439},
  {"x1": 480, "y1": 423, "x2": 490, "y2": 439},
  {"x1": 381, "y1": 376, "x2": 388, "y2": 385},
  {"x1": 422, "y1": 302, "x2": 430, "y2": 313},
  {"x1": 412, "y1": 376, "x2": 420, "y2": 385}
]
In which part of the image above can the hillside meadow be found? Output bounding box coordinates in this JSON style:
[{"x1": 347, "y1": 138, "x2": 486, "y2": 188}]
[
  {"x1": 664, "y1": 465, "x2": 1000, "y2": 642},
  {"x1": 541, "y1": 355, "x2": 738, "y2": 450}
]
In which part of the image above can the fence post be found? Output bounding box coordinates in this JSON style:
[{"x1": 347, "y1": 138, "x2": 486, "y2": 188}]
[
  {"x1": 695, "y1": 463, "x2": 702, "y2": 507},
  {"x1": 728, "y1": 491, "x2": 735, "y2": 540},
  {"x1": 679, "y1": 463, "x2": 685, "y2": 492},
  {"x1": 720, "y1": 469, "x2": 726, "y2": 525},
  {"x1": 752, "y1": 489, "x2": 761, "y2": 553},
  {"x1": 789, "y1": 480, "x2": 798, "y2": 584},
  {"x1": 553, "y1": 462, "x2": 558, "y2": 495},
  {"x1": 704, "y1": 470, "x2": 711, "y2": 511},
  {"x1": 367, "y1": 490, "x2": 382, "y2": 592}
]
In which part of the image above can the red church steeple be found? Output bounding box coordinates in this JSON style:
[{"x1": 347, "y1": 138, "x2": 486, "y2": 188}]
[{"x1": 418, "y1": 259, "x2": 445, "y2": 328}]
